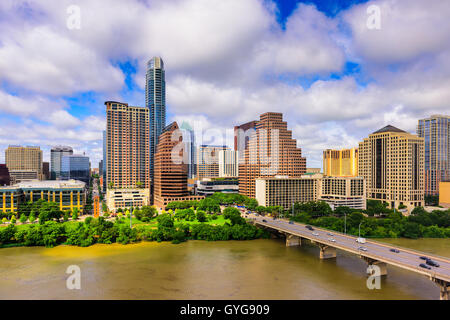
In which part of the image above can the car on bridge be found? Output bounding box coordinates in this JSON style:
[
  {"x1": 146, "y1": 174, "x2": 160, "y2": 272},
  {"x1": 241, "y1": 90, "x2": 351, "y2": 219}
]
[
  {"x1": 356, "y1": 237, "x2": 366, "y2": 244},
  {"x1": 328, "y1": 238, "x2": 336, "y2": 242},
  {"x1": 420, "y1": 256, "x2": 429, "y2": 260},
  {"x1": 358, "y1": 247, "x2": 368, "y2": 252},
  {"x1": 305, "y1": 225, "x2": 314, "y2": 231},
  {"x1": 327, "y1": 233, "x2": 334, "y2": 236},
  {"x1": 390, "y1": 249, "x2": 400, "y2": 253},
  {"x1": 426, "y1": 259, "x2": 440, "y2": 267},
  {"x1": 420, "y1": 263, "x2": 432, "y2": 270},
  {"x1": 262, "y1": 219, "x2": 267, "y2": 222},
  {"x1": 289, "y1": 221, "x2": 294, "y2": 225},
  {"x1": 312, "y1": 232, "x2": 319, "y2": 236}
]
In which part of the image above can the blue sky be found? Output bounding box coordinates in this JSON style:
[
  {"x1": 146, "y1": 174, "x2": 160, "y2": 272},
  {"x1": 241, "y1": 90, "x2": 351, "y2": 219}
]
[{"x1": 0, "y1": 0, "x2": 449, "y2": 168}]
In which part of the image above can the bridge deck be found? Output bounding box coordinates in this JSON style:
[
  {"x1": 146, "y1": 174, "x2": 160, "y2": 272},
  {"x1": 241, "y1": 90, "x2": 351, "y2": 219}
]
[{"x1": 247, "y1": 213, "x2": 450, "y2": 283}]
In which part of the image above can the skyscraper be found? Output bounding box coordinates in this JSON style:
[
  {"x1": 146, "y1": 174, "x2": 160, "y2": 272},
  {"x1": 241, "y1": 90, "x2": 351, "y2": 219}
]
[
  {"x1": 219, "y1": 149, "x2": 239, "y2": 177},
  {"x1": 61, "y1": 154, "x2": 90, "y2": 184},
  {"x1": 417, "y1": 115, "x2": 449, "y2": 195},
  {"x1": 358, "y1": 125, "x2": 424, "y2": 213},
  {"x1": 153, "y1": 122, "x2": 203, "y2": 208},
  {"x1": 179, "y1": 122, "x2": 196, "y2": 179},
  {"x1": 50, "y1": 145, "x2": 73, "y2": 180},
  {"x1": 239, "y1": 112, "x2": 307, "y2": 198},
  {"x1": 5, "y1": 145, "x2": 43, "y2": 182},
  {"x1": 323, "y1": 148, "x2": 358, "y2": 177},
  {"x1": 197, "y1": 145, "x2": 229, "y2": 180},
  {"x1": 102, "y1": 130, "x2": 106, "y2": 191},
  {"x1": 146, "y1": 56, "x2": 166, "y2": 182},
  {"x1": 105, "y1": 101, "x2": 150, "y2": 189}
]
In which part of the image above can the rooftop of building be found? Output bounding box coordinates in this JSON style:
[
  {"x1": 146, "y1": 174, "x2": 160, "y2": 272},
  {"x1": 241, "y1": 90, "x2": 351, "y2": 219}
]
[
  {"x1": 372, "y1": 125, "x2": 406, "y2": 134},
  {"x1": 51, "y1": 145, "x2": 73, "y2": 151},
  {"x1": 6, "y1": 179, "x2": 86, "y2": 189}
]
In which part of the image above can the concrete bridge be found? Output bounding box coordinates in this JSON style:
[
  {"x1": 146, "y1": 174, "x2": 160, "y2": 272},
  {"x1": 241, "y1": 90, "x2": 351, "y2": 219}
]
[{"x1": 247, "y1": 213, "x2": 450, "y2": 300}]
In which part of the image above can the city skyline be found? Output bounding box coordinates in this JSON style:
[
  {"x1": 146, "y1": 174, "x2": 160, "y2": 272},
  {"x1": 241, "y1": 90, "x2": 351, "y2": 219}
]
[{"x1": 1, "y1": 0, "x2": 449, "y2": 168}]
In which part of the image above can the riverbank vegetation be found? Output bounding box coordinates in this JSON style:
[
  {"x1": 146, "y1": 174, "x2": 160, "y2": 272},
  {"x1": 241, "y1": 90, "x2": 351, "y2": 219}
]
[
  {"x1": 286, "y1": 200, "x2": 450, "y2": 239},
  {"x1": 0, "y1": 201, "x2": 269, "y2": 248}
]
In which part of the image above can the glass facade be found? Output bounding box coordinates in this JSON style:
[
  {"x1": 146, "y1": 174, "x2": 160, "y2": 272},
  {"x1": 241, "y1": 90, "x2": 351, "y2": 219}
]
[
  {"x1": 61, "y1": 155, "x2": 90, "y2": 184},
  {"x1": 146, "y1": 57, "x2": 166, "y2": 181},
  {"x1": 50, "y1": 146, "x2": 73, "y2": 180},
  {"x1": 417, "y1": 115, "x2": 450, "y2": 195}
]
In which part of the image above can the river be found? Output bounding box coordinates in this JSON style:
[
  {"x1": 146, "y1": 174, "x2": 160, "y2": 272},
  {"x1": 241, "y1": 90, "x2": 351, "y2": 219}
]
[{"x1": 0, "y1": 238, "x2": 448, "y2": 299}]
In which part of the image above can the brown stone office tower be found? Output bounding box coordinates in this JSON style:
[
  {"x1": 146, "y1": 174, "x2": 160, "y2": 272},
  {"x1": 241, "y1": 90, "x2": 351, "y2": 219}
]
[
  {"x1": 239, "y1": 112, "x2": 306, "y2": 198},
  {"x1": 153, "y1": 122, "x2": 203, "y2": 208},
  {"x1": 105, "y1": 101, "x2": 150, "y2": 189}
]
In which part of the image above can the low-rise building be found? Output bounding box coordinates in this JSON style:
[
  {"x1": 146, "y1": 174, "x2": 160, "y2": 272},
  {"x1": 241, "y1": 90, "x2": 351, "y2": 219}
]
[
  {"x1": 319, "y1": 176, "x2": 366, "y2": 210},
  {"x1": 0, "y1": 179, "x2": 86, "y2": 213},
  {"x1": 196, "y1": 178, "x2": 239, "y2": 196},
  {"x1": 255, "y1": 175, "x2": 319, "y2": 209},
  {"x1": 255, "y1": 174, "x2": 366, "y2": 210},
  {"x1": 106, "y1": 188, "x2": 150, "y2": 213}
]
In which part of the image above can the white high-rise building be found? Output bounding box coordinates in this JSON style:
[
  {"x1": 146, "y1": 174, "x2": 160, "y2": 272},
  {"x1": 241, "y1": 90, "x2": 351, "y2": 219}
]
[{"x1": 219, "y1": 149, "x2": 239, "y2": 177}]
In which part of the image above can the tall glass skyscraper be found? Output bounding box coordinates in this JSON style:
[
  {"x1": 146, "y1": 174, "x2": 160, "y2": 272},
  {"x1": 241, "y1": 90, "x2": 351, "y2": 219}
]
[
  {"x1": 417, "y1": 115, "x2": 450, "y2": 195},
  {"x1": 50, "y1": 145, "x2": 73, "y2": 180},
  {"x1": 61, "y1": 154, "x2": 90, "y2": 184},
  {"x1": 146, "y1": 57, "x2": 166, "y2": 181}
]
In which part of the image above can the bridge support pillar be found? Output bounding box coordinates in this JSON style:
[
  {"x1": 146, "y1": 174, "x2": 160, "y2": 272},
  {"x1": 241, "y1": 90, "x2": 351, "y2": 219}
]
[
  {"x1": 285, "y1": 234, "x2": 301, "y2": 247},
  {"x1": 363, "y1": 257, "x2": 387, "y2": 276},
  {"x1": 432, "y1": 279, "x2": 449, "y2": 300},
  {"x1": 318, "y1": 244, "x2": 336, "y2": 259}
]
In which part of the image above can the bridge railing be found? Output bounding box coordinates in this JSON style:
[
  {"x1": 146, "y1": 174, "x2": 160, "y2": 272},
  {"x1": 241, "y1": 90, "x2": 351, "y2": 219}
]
[{"x1": 269, "y1": 216, "x2": 450, "y2": 263}]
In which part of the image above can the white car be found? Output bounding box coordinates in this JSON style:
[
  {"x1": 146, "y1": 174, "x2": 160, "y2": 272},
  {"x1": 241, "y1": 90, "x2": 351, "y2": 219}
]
[
  {"x1": 328, "y1": 238, "x2": 336, "y2": 242},
  {"x1": 312, "y1": 232, "x2": 319, "y2": 236},
  {"x1": 356, "y1": 237, "x2": 366, "y2": 244},
  {"x1": 358, "y1": 247, "x2": 368, "y2": 251}
]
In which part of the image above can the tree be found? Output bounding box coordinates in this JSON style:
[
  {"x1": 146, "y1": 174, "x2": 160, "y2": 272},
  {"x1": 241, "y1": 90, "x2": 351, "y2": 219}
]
[
  {"x1": 29, "y1": 213, "x2": 36, "y2": 224},
  {"x1": 10, "y1": 215, "x2": 16, "y2": 225},
  {"x1": 223, "y1": 207, "x2": 245, "y2": 225},
  {"x1": 198, "y1": 197, "x2": 220, "y2": 213},
  {"x1": 38, "y1": 202, "x2": 63, "y2": 224},
  {"x1": 140, "y1": 206, "x2": 157, "y2": 221},
  {"x1": 196, "y1": 210, "x2": 207, "y2": 222},
  {"x1": 72, "y1": 208, "x2": 79, "y2": 220},
  {"x1": 245, "y1": 198, "x2": 258, "y2": 211},
  {"x1": 402, "y1": 222, "x2": 422, "y2": 239},
  {"x1": 19, "y1": 214, "x2": 27, "y2": 224}
]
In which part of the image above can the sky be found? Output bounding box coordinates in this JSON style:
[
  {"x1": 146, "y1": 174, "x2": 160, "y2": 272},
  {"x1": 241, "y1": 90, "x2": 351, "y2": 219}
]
[{"x1": 0, "y1": 0, "x2": 449, "y2": 168}]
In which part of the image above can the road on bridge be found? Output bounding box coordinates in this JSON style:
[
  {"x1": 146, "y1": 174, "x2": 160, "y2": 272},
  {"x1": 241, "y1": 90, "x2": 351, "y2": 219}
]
[{"x1": 245, "y1": 212, "x2": 450, "y2": 284}]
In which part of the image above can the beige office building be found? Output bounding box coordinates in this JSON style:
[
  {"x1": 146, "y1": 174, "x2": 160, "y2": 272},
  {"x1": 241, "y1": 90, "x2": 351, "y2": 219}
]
[
  {"x1": 106, "y1": 188, "x2": 150, "y2": 213},
  {"x1": 105, "y1": 101, "x2": 150, "y2": 210},
  {"x1": 197, "y1": 145, "x2": 228, "y2": 180},
  {"x1": 319, "y1": 176, "x2": 366, "y2": 210},
  {"x1": 219, "y1": 149, "x2": 239, "y2": 178},
  {"x1": 5, "y1": 146, "x2": 43, "y2": 182},
  {"x1": 323, "y1": 148, "x2": 358, "y2": 177},
  {"x1": 255, "y1": 174, "x2": 366, "y2": 210},
  {"x1": 358, "y1": 125, "x2": 424, "y2": 213}
]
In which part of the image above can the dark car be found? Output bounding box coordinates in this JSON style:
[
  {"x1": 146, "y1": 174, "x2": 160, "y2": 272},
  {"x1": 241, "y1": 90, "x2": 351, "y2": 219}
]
[
  {"x1": 419, "y1": 263, "x2": 431, "y2": 270},
  {"x1": 289, "y1": 221, "x2": 294, "y2": 224},
  {"x1": 419, "y1": 256, "x2": 428, "y2": 260},
  {"x1": 390, "y1": 249, "x2": 400, "y2": 253},
  {"x1": 305, "y1": 225, "x2": 314, "y2": 231},
  {"x1": 426, "y1": 259, "x2": 440, "y2": 267},
  {"x1": 262, "y1": 219, "x2": 267, "y2": 223}
]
